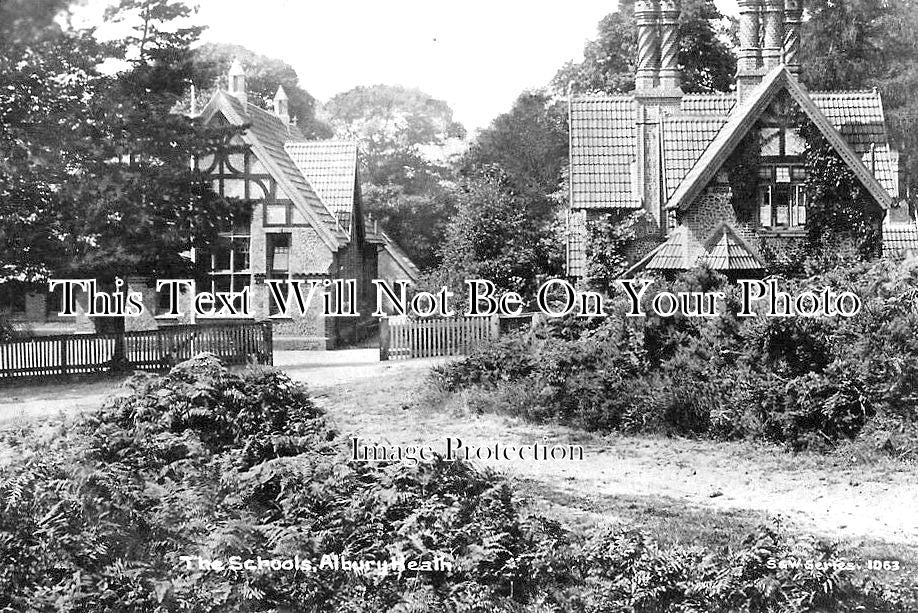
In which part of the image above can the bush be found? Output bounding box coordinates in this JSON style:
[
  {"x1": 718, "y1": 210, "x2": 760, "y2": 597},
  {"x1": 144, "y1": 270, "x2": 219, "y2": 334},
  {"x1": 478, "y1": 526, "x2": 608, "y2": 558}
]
[
  {"x1": 1, "y1": 355, "x2": 914, "y2": 611},
  {"x1": 434, "y1": 259, "x2": 918, "y2": 452}
]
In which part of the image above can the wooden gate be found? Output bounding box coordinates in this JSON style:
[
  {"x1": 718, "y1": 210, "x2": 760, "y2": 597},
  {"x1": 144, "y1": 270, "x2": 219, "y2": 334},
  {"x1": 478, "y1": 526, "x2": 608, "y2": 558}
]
[
  {"x1": 0, "y1": 322, "x2": 273, "y2": 383},
  {"x1": 379, "y1": 315, "x2": 498, "y2": 360}
]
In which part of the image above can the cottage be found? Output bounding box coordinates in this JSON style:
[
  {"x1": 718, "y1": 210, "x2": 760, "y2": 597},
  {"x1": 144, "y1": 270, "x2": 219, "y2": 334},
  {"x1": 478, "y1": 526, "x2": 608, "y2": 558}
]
[
  {"x1": 567, "y1": 0, "x2": 916, "y2": 279},
  {"x1": 169, "y1": 61, "x2": 418, "y2": 348}
]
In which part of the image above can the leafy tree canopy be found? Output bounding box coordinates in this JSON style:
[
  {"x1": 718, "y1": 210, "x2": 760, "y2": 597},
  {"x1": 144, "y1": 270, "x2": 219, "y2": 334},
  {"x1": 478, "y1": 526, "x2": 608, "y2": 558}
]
[
  {"x1": 552, "y1": 0, "x2": 736, "y2": 95},
  {"x1": 324, "y1": 84, "x2": 465, "y2": 188},
  {"x1": 1, "y1": 0, "x2": 239, "y2": 292},
  {"x1": 801, "y1": 0, "x2": 918, "y2": 194},
  {"x1": 462, "y1": 91, "x2": 569, "y2": 202}
]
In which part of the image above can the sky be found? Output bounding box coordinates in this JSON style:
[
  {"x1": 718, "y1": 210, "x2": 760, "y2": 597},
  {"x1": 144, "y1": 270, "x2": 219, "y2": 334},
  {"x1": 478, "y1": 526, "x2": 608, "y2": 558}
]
[{"x1": 79, "y1": 0, "x2": 739, "y2": 133}]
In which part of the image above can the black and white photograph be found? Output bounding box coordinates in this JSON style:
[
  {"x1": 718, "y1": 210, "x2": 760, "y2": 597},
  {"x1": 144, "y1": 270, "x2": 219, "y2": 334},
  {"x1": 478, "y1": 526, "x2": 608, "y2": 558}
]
[{"x1": 1, "y1": 0, "x2": 917, "y2": 610}]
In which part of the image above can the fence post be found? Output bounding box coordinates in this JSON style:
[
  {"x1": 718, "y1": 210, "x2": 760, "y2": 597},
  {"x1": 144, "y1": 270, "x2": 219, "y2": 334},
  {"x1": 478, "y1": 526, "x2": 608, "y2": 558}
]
[
  {"x1": 59, "y1": 338, "x2": 68, "y2": 377},
  {"x1": 379, "y1": 317, "x2": 390, "y2": 361},
  {"x1": 489, "y1": 314, "x2": 500, "y2": 340},
  {"x1": 262, "y1": 321, "x2": 274, "y2": 366}
]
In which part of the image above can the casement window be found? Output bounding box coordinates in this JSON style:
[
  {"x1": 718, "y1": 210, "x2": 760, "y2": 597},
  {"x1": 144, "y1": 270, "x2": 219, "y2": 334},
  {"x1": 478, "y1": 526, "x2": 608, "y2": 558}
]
[
  {"x1": 266, "y1": 233, "x2": 292, "y2": 315},
  {"x1": 757, "y1": 166, "x2": 807, "y2": 229},
  {"x1": 206, "y1": 232, "x2": 251, "y2": 307},
  {"x1": 267, "y1": 233, "x2": 291, "y2": 273}
]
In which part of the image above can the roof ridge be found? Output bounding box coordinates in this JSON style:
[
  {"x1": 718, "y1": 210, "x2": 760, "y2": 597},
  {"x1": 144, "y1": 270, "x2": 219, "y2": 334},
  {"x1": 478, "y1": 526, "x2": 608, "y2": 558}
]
[
  {"x1": 811, "y1": 89, "x2": 879, "y2": 96},
  {"x1": 570, "y1": 93, "x2": 635, "y2": 101}
]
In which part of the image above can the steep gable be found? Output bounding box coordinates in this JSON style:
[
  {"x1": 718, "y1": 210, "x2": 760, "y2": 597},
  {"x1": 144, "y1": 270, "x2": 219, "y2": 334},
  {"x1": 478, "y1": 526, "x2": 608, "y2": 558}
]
[
  {"x1": 666, "y1": 66, "x2": 893, "y2": 214},
  {"x1": 200, "y1": 91, "x2": 349, "y2": 250}
]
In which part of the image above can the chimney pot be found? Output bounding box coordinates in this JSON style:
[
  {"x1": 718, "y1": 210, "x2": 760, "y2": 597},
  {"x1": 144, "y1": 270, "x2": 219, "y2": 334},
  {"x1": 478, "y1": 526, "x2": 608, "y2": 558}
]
[
  {"x1": 228, "y1": 58, "x2": 247, "y2": 106},
  {"x1": 273, "y1": 85, "x2": 290, "y2": 123}
]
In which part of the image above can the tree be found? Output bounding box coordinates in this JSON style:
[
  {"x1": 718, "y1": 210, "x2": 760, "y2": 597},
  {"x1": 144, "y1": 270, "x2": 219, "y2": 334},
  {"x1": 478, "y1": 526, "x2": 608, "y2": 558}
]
[
  {"x1": 324, "y1": 84, "x2": 465, "y2": 188},
  {"x1": 424, "y1": 168, "x2": 563, "y2": 300},
  {"x1": 552, "y1": 0, "x2": 736, "y2": 95},
  {"x1": 462, "y1": 91, "x2": 569, "y2": 202},
  {"x1": 1, "y1": 0, "x2": 240, "y2": 357},
  {"x1": 190, "y1": 43, "x2": 332, "y2": 138},
  {"x1": 326, "y1": 84, "x2": 467, "y2": 269},
  {"x1": 0, "y1": 0, "x2": 103, "y2": 284},
  {"x1": 801, "y1": 0, "x2": 918, "y2": 195}
]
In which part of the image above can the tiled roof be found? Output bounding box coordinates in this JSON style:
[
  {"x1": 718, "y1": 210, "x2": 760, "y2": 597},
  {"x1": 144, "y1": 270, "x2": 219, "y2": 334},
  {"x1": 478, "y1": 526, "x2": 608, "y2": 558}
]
[
  {"x1": 215, "y1": 92, "x2": 348, "y2": 248},
  {"x1": 701, "y1": 224, "x2": 765, "y2": 270},
  {"x1": 569, "y1": 96, "x2": 638, "y2": 209},
  {"x1": 883, "y1": 223, "x2": 918, "y2": 258},
  {"x1": 812, "y1": 90, "x2": 886, "y2": 153},
  {"x1": 862, "y1": 145, "x2": 899, "y2": 198},
  {"x1": 667, "y1": 66, "x2": 893, "y2": 212},
  {"x1": 681, "y1": 94, "x2": 736, "y2": 116},
  {"x1": 643, "y1": 225, "x2": 705, "y2": 271},
  {"x1": 284, "y1": 141, "x2": 358, "y2": 214},
  {"x1": 662, "y1": 116, "x2": 729, "y2": 200},
  {"x1": 570, "y1": 84, "x2": 897, "y2": 214}
]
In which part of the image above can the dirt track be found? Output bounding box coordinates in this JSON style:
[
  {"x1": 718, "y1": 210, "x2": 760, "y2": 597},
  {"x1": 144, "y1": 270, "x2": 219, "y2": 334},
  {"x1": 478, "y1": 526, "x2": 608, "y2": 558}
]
[
  {"x1": 2, "y1": 349, "x2": 916, "y2": 557},
  {"x1": 281, "y1": 350, "x2": 918, "y2": 554}
]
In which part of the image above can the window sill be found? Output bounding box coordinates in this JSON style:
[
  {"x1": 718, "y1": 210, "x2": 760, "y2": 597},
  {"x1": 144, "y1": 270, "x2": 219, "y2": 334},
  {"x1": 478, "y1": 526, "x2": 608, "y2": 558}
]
[{"x1": 757, "y1": 228, "x2": 807, "y2": 238}]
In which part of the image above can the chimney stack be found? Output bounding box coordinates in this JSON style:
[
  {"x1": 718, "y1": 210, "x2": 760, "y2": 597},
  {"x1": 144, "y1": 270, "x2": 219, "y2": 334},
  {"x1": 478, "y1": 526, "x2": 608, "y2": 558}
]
[
  {"x1": 736, "y1": 0, "x2": 762, "y2": 102},
  {"x1": 658, "y1": 0, "x2": 682, "y2": 92},
  {"x1": 783, "y1": 0, "x2": 803, "y2": 76},
  {"x1": 634, "y1": 0, "x2": 661, "y2": 91},
  {"x1": 762, "y1": 0, "x2": 785, "y2": 69},
  {"x1": 228, "y1": 58, "x2": 247, "y2": 106},
  {"x1": 273, "y1": 85, "x2": 290, "y2": 123}
]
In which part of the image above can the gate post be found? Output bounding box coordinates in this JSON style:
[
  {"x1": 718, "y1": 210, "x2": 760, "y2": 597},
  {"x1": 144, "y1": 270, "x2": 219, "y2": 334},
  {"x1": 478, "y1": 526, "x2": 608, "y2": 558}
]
[
  {"x1": 379, "y1": 317, "x2": 390, "y2": 361},
  {"x1": 261, "y1": 321, "x2": 274, "y2": 366},
  {"x1": 489, "y1": 313, "x2": 500, "y2": 339}
]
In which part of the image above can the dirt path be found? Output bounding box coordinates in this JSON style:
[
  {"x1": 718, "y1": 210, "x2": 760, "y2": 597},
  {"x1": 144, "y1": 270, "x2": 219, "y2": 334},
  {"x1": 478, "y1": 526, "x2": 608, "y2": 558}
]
[
  {"x1": 2, "y1": 350, "x2": 916, "y2": 560},
  {"x1": 289, "y1": 354, "x2": 918, "y2": 556}
]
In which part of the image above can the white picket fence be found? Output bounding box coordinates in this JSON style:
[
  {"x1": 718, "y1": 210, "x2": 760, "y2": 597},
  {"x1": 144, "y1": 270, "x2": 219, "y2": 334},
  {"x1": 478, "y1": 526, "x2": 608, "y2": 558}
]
[{"x1": 379, "y1": 315, "x2": 499, "y2": 360}]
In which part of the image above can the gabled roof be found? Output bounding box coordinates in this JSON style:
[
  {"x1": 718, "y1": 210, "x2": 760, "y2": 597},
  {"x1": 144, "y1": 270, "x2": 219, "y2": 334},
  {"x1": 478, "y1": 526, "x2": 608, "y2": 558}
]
[
  {"x1": 569, "y1": 96, "x2": 638, "y2": 209},
  {"x1": 666, "y1": 66, "x2": 893, "y2": 213},
  {"x1": 569, "y1": 79, "x2": 897, "y2": 215},
  {"x1": 285, "y1": 141, "x2": 358, "y2": 215},
  {"x1": 701, "y1": 223, "x2": 765, "y2": 271},
  {"x1": 200, "y1": 91, "x2": 349, "y2": 250}
]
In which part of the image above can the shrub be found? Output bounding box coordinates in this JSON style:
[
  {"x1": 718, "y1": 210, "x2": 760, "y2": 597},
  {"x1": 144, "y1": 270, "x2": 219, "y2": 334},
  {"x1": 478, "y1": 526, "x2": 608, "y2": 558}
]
[
  {"x1": 435, "y1": 259, "x2": 918, "y2": 452},
  {"x1": 1, "y1": 355, "x2": 915, "y2": 611}
]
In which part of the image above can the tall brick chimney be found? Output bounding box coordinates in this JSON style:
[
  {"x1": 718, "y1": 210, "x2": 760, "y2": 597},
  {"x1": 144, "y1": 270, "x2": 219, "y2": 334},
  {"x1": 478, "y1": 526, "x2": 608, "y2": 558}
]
[
  {"x1": 761, "y1": 0, "x2": 785, "y2": 69},
  {"x1": 635, "y1": 0, "x2": 661, "y2": 91},
  {"x1": 783, "y1": 0, "x2": 803, "y2": 76},
  {"x1": 658, "y1": 0, "x2": 682, "y2": 92},
  {"x1": 736, "y1": 0, "x2": 762, "y2": 102}
]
